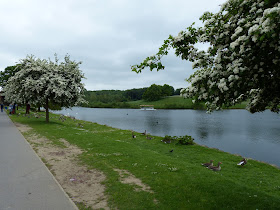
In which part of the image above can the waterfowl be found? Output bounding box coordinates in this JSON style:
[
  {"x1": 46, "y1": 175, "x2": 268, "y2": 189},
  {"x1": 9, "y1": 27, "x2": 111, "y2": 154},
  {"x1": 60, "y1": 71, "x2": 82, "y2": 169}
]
[
  {"x1": 141, "y1": 130, "x2": 147, "y2": 135},
  {"x1": 77, "y1": 123, "x2": 83, "y2": 128},
  {"x1": 201, "y1": 160, "x2": 213, "y2": 167},
  {"x1": 146, "y1": 135, "x2": 153, "y2": 140},
  {"x1": 161, "y1": 139, "x2": 171, "y2": 144},
  {"x1": 208, "y1": 162, "x2": 222, "y2": 171},
  {"x1": 132, "y1": 132, "x2": 136, "y2": 138},
  {"x1": 237, "y1": 158, "x2": 247, "y2": 166}
]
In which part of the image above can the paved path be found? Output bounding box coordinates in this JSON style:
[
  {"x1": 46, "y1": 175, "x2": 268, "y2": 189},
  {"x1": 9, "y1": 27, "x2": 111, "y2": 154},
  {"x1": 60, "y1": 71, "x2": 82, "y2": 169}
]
[{"x1": 0, "y1": 111, "x2": 78, "y2": 210}]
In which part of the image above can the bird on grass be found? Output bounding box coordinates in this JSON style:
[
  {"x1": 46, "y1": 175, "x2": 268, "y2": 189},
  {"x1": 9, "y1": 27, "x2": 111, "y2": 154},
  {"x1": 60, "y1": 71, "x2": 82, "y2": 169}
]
[
  {"x1": 161, "y1": 139, "x2": 172, "y2": 144},
  {"x1": 146, "y1": 135, "x2": 153, "y2": 140},
  {"x1": 141, "y1": 130, "x2": 147, "y2": 135},
  {"x1": 201, "y1": 160, "x2": 214, "y2": 167},
  {"x1": 77, "y1": 123, "x2": 84, "y2": 128},
  {"x1": 169, "y1": 149, "x2": 174, "y2": 153},
  {"x1": 132, "y1": 132, "x2": 136, "y2": 139},
  {"x1": 237, "y1": 158, "x2": 247, "y2": 166},
  {"x1": 208, "y1": 162, "x2": 222, "y2": 171}
]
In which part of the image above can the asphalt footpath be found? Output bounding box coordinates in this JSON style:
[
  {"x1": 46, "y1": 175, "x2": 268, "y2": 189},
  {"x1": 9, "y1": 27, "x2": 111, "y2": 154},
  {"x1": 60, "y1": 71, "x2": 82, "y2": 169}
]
[{"x1": 0, "y1": 111, "x2": 78, "y2": 210}]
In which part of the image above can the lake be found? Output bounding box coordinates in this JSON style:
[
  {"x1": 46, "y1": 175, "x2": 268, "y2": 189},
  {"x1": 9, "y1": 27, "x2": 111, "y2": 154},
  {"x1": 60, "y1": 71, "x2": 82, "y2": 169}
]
[{"x1": 53, "y1": 107, "x2": 280, "y2": 167}]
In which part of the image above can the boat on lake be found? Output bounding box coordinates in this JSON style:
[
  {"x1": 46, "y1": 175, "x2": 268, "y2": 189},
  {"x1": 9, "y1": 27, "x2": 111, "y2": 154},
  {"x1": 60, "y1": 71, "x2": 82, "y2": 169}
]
[{"x1": 140, "y1": 105, "x2": 156, "y2": 111}]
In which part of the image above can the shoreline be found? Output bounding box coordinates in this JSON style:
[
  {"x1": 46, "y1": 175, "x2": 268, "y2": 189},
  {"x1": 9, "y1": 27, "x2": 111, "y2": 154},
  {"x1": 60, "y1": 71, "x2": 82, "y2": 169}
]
[{"x1": 52, "y1": 107, "x2": 280, "y2": 168}]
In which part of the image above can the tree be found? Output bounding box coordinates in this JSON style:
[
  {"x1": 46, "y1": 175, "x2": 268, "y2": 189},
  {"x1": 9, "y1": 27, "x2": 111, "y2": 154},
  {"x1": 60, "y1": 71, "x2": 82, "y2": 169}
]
[
  {"x1": 174, "y1": 88, "x2": 183, "y2": 95},
  {"x1": 161, "y1": 84, "x2": 174, "y2": 96},
  {"x1": 0, "y1": 64, "x2": 21, "y2": 88},
  {"x1": 132, "y1": 0, "x2": 280, "y2": 113},
  {"x1": 142, "y1": 84, "x2": 163, "y2": 101},
  {"x1": 125, "y1": 88, "x2": 147, "y2": 101},
  {"x1": 4, "y1": 55, "x2": 86, "y2": 122}
]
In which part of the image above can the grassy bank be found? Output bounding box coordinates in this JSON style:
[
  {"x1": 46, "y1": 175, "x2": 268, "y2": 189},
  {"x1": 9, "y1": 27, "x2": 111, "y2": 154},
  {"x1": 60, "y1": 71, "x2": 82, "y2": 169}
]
[
  {"x1": 127, "y1": 96, "x2": 206, "y2": 109},
  {"x1": 80, "y1": 96, "x2": 199, "y2": 109},
  {"x1": 83, "y1": 96, "x2": 247, "y2": 110},
  {"x1": 9, "y1": 110, "x2": 280, "y2": 209},
  {"x1": 128, "y1": 96, "x2": 248, "y2": 110}
]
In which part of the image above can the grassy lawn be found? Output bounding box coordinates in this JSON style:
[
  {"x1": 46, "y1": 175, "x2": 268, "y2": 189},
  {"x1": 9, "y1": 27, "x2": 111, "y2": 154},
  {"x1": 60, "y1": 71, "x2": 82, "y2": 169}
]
[{"x1": 9, "y1": 110, "x2": 280, "y2": 209}]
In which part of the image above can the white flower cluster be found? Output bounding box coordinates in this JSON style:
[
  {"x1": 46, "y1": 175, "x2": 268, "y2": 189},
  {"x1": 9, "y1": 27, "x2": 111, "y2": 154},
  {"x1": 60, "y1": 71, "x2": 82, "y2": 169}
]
[
  {"x1": 133, "y1": 0, "x2": 280, "y2": 113},
  {"x1": 147, "y1": 60, "x2": 153, "y2": 65},
  {"x1": 182, "y1": 0, "x2": 280, "y2": 112},
  {"x1": 217, "y1": 78, "x2": 229, "y2": 93},
  {"x1": 173, "y1": 31, "x2": 184, "y2": 42},
  {"x1": 4, "y1": 55, "x2": 86, "y2": 109}
]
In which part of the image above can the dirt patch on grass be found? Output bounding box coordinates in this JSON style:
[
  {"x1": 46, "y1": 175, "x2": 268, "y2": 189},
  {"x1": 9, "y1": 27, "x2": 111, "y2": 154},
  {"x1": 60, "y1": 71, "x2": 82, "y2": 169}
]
[
  {"x1": 15, "y1": 122, "x2": 33, "y2": 132},
  {"x1": 113, "y1": 168, "x2": 158, "y2": 204},
  {"x1": 113, "y1": 168, "x2": 153, "y2": 193},
  {"x1": 15, "y1": 123, "x2": 109, "y2": 210}
]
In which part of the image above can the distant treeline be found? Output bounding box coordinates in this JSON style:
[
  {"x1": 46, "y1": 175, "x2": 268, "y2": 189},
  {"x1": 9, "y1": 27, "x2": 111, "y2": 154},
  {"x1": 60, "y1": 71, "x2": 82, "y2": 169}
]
[{"x1": 81, "y1": 85, "x2": 183, "y2": 108}]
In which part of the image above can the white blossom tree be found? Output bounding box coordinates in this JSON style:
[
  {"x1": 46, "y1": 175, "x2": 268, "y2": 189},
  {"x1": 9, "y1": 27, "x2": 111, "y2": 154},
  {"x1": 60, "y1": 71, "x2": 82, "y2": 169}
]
[
  {"x1": 4, "y1": 54, "x2": 86, "y2": 122},
  {"x1": 132, "y1": 0, "x2": 280, "y2": 113}
]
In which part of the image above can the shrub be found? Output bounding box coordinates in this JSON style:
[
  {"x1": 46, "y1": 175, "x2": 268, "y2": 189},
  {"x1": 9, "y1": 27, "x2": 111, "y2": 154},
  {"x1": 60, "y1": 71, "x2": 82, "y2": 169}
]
[
  {"x1": 161, "y1": 135, "x2": 194, "y2": 145},
  {"x1": 176, "y1": 135, "x2": 194, "y2": 145}
]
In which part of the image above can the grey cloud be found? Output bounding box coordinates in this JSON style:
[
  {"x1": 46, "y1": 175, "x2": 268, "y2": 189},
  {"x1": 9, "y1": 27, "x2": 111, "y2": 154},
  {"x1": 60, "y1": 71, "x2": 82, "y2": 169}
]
[{"x1": 0, "y1": 0, "x2": 225, "y2": 90}]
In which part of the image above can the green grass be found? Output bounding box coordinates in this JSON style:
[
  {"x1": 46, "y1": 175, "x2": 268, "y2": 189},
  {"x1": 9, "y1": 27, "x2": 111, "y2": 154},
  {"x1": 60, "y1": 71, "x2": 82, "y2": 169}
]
[
  {"x1": 128, "y1": 96, "x2": 206, "y2": 109},
  {"x1": 227, "y1": 100, "x2": 248, "y2": 109},
  {"x1": 9, "y1": 110, "x2": 280, "y2": 209},
  {"x1": 128, "y1": 96, "x2": 247, "y2": 110}
]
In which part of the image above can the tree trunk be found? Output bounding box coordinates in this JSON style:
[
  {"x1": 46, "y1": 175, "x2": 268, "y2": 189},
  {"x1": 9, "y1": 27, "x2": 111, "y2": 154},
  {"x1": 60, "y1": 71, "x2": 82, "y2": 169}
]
[{"x1": 45, "y1": 98, "x2": 49, "y2": 123}]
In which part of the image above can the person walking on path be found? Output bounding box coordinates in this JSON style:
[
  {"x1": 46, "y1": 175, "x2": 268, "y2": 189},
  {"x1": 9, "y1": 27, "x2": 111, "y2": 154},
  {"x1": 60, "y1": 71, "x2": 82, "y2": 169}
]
[
  {"x1": 12, "y1": 103, "x2": 16, "y2": 114},
  {"x1": 8, "y1": 103, "x2": 13, "y2": 115},
  {"x1": 0, "y1": 103, "x2": 3, "y2": 112},
  {"x1": 26, "y1": 103, "x2": 30, "y2": 114}
]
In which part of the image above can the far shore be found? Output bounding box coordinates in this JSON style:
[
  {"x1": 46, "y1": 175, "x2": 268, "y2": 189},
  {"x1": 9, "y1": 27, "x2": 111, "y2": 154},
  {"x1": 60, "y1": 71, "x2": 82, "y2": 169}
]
[{"x1": 80, "y1": 95, "x2": 248, "y2": 110}]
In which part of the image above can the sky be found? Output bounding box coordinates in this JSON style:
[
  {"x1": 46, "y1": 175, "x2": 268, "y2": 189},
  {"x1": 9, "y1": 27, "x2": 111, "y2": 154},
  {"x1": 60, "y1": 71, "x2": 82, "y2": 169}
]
[{"x1": 0, "y1": 0, "x2": 225, "y2": 91}]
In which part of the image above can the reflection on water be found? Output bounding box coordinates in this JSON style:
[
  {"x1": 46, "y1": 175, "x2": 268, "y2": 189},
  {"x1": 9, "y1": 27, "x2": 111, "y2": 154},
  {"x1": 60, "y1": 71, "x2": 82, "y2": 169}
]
[{"x1": 53, "y1": 107, "x2": 280, "y2": 167}]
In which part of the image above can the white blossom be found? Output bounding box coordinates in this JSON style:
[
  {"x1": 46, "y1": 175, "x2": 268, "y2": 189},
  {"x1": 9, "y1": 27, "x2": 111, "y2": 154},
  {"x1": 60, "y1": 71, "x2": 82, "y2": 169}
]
[
  {"x1": 132, "y1": 0, "x2": 280, "y2": 113},
  {"x1": 174, "y1": 31, "x2": 184, "y2": 42},
  {"x1": 4, "y1": 55, "x2": 86, "y2": 122}
]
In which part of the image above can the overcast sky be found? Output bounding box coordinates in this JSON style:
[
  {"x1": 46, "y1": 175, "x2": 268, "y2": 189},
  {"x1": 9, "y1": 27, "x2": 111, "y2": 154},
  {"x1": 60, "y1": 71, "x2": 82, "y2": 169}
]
[{"x1": 0, "y1": 0, "x2": 225, "y2": 91}]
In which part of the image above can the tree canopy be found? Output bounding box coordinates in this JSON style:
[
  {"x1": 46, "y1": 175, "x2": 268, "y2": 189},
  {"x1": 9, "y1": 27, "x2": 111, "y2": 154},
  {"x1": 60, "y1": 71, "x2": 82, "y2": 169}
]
[
  {"x1": 0, "y1": 64, "x2": 21, "y2": 88},
  {"x1": 142, "y1": 84, "x2": 163, "y2": 101},
  {"x1": 161, "y1": 84, "x2": 175, "y2": 97},
  {"x1": 132, "y1": 0, "x2": 280, "y2": 113},
  {"x1": 142, "y1": 84, "x2": 174, "y2": 101},
  {"x1": 125, "y1": 88, "x2": 148, "y2": 101},
  {"x1": 4, "y1": 55, "x2": 86, "y2": 122}
]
